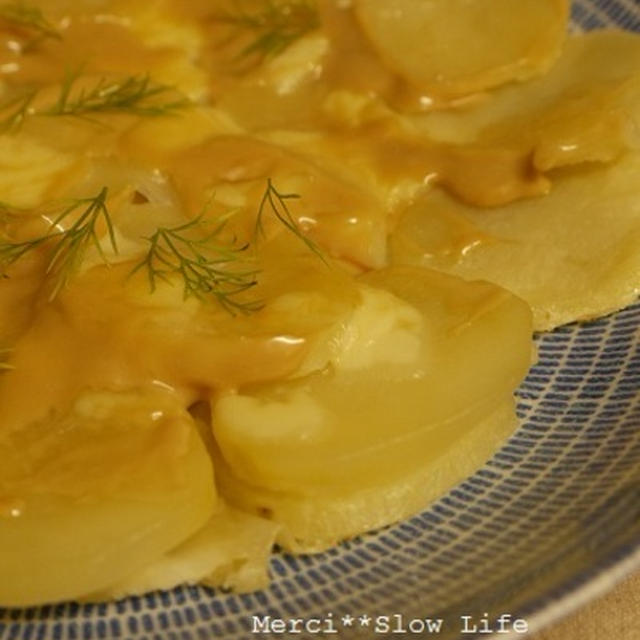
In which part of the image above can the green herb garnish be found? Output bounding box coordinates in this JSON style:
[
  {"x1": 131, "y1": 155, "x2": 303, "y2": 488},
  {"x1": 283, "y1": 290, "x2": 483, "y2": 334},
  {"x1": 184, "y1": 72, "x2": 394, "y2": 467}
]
[
  {"x1": 0, "y1": 187, "x2": 117, "y2": 298},
  {"x1": 49, "y1": 72, "x2": 189, "y2": 119},
  {"x1": 0, "y1": 72, "x2": 189, "y2": 133},
  {"x1": 131, "y1": 180, "x2": 323, "y2": 314},
  {"x1": 0, "y1": 90, "x2": 36, "y2": 132},
  {"x1": 130, "y1": 215, "x2": 261, "y2": 315},
  {"x1": 0, "y1": 1, "x2": 61, "y2": 48},
  {"x1": 1, "y1": 180, "x2": 323, "y2": 313},
  {"x1": 254, "y1": 178, "x2": 325, "y2": 262},
  {"x1": 213, "y1": 0, "x2": 319, "y2": 69}
]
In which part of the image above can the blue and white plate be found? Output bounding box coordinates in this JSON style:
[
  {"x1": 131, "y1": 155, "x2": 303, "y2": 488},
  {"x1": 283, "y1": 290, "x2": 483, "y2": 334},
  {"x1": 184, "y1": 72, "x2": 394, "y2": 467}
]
[{"x1": 2, "y1": 1, "x2": 640, "y2": 638}]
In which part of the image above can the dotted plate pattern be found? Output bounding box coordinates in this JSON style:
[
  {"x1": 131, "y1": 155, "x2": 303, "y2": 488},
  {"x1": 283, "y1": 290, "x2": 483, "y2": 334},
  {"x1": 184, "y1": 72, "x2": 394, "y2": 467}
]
[{"x1": 2, "y1": 1, "x2": 640, "y2": 638}]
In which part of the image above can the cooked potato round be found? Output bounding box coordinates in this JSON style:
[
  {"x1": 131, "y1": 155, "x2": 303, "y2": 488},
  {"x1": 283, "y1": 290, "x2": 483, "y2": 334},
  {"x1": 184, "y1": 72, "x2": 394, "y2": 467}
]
[
  {"x1": 414, "y1": 31, "x2": 640, "y2": 170},
  {"x1": 212, "y1": 267, "x2": 533, "y2": 550},
  {"x1": 0, "y1": 391, "x2": 216, "y2": 606},
  {"x1": 214, "y1": 400, "x2": 518, "y2": 552},
  {"x1": 354, "y1": 0, "x2": 568, "y2": 101},
  {"x1": 390, "y1": 151, "x2": 640, "y2": 330},
  {"x1": 93, "y1": 507, "x2": 280, "y2": 598}
]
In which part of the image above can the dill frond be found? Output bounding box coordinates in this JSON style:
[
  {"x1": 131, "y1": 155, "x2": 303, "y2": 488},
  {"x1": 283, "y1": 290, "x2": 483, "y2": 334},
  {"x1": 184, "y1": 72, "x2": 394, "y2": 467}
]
[
  {"x1": 213, "y1": 0, "x2": 319, "y2": 69},
  {"x1": 0, "y1": 72, "x2": 189, "y2": 133},
  {"x1": 0, "y1": 229, "x2": 50, "y2": 270},
  {"x1": 47, "y1": 72, "x2": 190, "y2": 119},
  {"x1": 0, "y1": 90, "x2": 37, "y2": 133},
  {"x1": 130, "y1": 215, "x2": 261, "y2": 315},
  {"x1": 45, "y1": 187, "x2": 118, "y2": 297},
  {"x1": 254, "y1": 178, "x2": 325, "y2": 262},
  {"x1": 0, "y1": 1, "x2": 61, "y2": 47},
  {"x1": 0, "y1": 187, "x2": 118, "y2": 298}
]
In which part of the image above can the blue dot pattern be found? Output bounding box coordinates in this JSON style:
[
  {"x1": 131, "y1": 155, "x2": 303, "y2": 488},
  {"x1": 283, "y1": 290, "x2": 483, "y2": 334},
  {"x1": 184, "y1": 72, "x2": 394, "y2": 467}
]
[{"x1": 2, "y1": 1, "x2": 640, "y2": 638}]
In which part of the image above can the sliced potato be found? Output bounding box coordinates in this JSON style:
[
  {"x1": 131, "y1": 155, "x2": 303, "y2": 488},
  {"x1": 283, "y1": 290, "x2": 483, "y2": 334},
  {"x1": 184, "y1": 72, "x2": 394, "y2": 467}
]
[
  {"x1": 390, "y1": 151, "x2": 640, "y2": 330},
  {"x1": 93, "y1": 506, "x2": 280, "y2": 598},
  {"x1": 0, "y1": 135, "x2": 78, "y2": 208},
  {"x1": 354, "y1": 0, "x2": 568, "y2": 102},
  {"x1": 415, "y1": 31, "x2": 640, "y2": 170},
  {"x1": 267, "y1": 123, "x2": 552, "y2": 214},
  {"x1": 0, "y1": 390, "x2": 216, "y2": 606},
  {"x1": 212, "y1": 267, "x2": 533, "y2": 550},
  {"x1": 108, "y1": 0, "x2": 209, "y2": 101},
  {"x1": 214, "y1": 400, "x2": 517, "y2": 552},
  {"x1": 167, "y1": 135, "x2": 390, "y2": 268}
]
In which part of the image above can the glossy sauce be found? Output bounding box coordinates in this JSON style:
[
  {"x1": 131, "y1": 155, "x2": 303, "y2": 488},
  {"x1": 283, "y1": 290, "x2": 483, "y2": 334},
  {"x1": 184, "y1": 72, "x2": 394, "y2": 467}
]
[{"x1": 0, "y1": 2, "x2": 547, "y2": 485}]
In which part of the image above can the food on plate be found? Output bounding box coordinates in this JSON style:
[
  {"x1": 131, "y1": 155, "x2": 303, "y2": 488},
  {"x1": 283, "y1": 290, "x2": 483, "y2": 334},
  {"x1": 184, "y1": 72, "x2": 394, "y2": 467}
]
[
  {"x1": 413, "y1": 30, "x2": 640, "y2": 170},
  {"x1": 213, "y1": 267, "x2": 532, "y2": 551},
  {"x1": 354, "y1": 0, "x2": 569, "y2": 104},
  {"x1": 94, "y1": 506, "x2": 281, "y2": 599},
  {"x1": 0, "y1": 0, "x2": 639, "y2": 606},
  {"x1": 390, "y1": 152, "x2": 640, "y2": 330},
  {"x1": 0, "y1": 390, "x2": 215, "y2": 607},
  {"x1": 391, "y1": 30, "x2": 640, "y2": 329}
]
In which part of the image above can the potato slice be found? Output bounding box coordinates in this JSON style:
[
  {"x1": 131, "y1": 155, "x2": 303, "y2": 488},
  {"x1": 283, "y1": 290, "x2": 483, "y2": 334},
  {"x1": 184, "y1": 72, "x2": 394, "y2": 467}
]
[
  {"x1": 415, "y1": 31, "x2": 640, "y2": 170},
  {"x1": 214, "y1": 400, "x2": 517, "y2": 552},
  {"x1": 354, "y1": 0, "x2": 568, "y2": 102},
  {"x1": 93, "y1": 506, "x2": 280, "y2": 598},
  {"x1": 212, "y1": 267, "x2": 533, "y2": 550},
  {"x1": 390, "y1": 151, "x2": 640, "y2": 330},
  {"x1": 0, "y1": 135, "x2": 78, "y2": 208},
  {"x1": 167, "y1": 135, "x2": 390, "y2": 268},
  {"x1": 0, "y1": 390, "x2": 216, "y2": 606}
]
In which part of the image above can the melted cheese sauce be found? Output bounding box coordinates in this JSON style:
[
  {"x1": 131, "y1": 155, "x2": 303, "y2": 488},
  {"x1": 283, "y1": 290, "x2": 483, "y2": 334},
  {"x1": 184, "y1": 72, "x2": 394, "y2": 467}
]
[
  {"x1": 0, "y1": 0, "x2": 545, "y2": 439},
  {"x1": 1, "y1": 0, "x2": 635, "y2": 606}
]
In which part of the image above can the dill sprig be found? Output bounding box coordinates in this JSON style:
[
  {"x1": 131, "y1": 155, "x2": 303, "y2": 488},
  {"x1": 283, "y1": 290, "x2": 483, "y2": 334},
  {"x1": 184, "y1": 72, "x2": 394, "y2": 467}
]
[
  {"x1": 0, "y1": 89, "x2": 36, "y2": 132},
  {"x1": 254, "y1": 178, "x2": 325, "y2": 262},
  {"x1": 49, "y1": 72, "x2": 189, "y2": 118},
  {"x1": 0, "y1": 187, "x2": 118, "y2": 298},
  {"x1": 130, "y1": 215, "x2": 261, "y2": 315},
  {"x1": 0, "y1": 72, "x2": 189, "y2": 133},
  {"x1": 213, "y1": 0, "x2": 319, "y2": 69},
  {"x1": 131, "y1": 180, "x2": 323, "y2": 315},
  {"x1": 0, "y1": 1, "x2": 61, "y2": 47}
]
